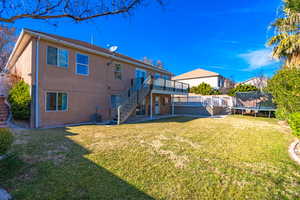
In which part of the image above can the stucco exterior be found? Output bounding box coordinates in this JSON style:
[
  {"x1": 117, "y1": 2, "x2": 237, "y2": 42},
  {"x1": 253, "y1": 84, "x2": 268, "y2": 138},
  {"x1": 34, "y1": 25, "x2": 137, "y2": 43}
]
[{"x1": 6, "y1": 29, "x2": 174, "y2": 128}]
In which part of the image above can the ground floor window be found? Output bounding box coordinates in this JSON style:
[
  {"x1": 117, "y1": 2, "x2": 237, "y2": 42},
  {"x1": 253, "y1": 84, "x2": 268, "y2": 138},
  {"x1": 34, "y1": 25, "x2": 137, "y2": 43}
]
[{"x1": 46, "y1": 92, "x2": 68, "y2": 111}]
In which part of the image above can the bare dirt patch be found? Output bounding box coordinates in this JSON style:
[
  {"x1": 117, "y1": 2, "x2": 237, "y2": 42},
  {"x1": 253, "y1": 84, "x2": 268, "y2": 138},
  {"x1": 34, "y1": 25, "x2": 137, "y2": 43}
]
[{"x1": 141, "y1": 139, "x2": 190, "y2": 169}]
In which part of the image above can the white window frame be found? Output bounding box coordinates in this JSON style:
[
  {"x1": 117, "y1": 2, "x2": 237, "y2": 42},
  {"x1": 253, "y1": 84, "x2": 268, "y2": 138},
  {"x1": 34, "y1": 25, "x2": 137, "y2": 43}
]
[
  {"x1": 75, "y1": 52, "x2": 89, "y2": 76},
  {"x1": 46, "y1": 46, "x2": 69, "y2": 68},
  {"x1": 113, "y1": 63, "x2": 122, "y2": 80},
  {"x1": 45, "y1": 91, "x2": 68, "y2": 112}
]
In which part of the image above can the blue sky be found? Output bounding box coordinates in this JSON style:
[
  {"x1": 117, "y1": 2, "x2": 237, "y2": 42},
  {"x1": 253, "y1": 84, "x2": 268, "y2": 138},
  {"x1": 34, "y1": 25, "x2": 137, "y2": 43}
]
[{"x1": 13, "y1": 0, "x2": 282, "y2": 82}]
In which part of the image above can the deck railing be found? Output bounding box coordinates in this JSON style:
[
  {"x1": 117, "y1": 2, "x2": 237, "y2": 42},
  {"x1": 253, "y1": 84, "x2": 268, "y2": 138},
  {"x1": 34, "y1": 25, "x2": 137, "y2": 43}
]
[{"x1": 153, "y1": 78, "x2": 189, "y2": 94}]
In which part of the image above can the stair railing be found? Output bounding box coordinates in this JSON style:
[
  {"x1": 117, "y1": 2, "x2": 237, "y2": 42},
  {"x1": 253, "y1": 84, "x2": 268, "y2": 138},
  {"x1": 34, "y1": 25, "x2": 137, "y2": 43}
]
[{"x1": 117, "y1": 76, "x2": 152, "y2": 124}]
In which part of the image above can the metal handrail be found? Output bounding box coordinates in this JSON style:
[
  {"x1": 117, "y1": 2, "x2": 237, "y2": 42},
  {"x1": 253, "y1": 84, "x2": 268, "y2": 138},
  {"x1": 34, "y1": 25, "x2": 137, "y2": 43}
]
[{"x1": 117, "y1": 76, "x2": 152, "y2": 124}]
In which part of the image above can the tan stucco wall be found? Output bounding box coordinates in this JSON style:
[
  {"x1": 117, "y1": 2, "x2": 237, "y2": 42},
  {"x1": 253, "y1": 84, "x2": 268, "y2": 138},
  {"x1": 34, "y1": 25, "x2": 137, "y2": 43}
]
[
  {"x1": 9, "y1": 40, "x2": 34, "y2": 86},
  {"x1": 8, "y1": 35, "x2": 172, "y2": 128},
  {"x1": 36, "y1": 39, "x2": 171, "y2": 127},
  {"x1": 37, "y1": 39, "x2": 136, "y2": 127}
]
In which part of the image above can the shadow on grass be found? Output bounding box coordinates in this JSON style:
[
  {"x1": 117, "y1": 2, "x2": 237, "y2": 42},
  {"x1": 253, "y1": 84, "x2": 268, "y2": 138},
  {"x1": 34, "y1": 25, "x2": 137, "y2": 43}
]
[{"x1": 0, "y1": 128, "x2": 155, "y2": 200}]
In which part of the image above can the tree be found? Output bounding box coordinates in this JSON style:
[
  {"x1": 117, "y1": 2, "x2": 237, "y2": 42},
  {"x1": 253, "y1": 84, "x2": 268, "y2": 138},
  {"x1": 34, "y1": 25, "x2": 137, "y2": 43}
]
[
  {"x1": 0, "y1": 0, "x2": 164, "y2": 24},
  {"x1": 228, "y1": 84, "x2": 258, "y2": 96},
  {"x1": 267, "y1": 0, "x2": 300, "y2": 68},
  {"x1": 267, "y1": 68, "x2": 300, "y2": 119},
  {"x1": 286, "y1": 0, "x2": 300, "y2": 12},
  {"x1": 0, "y1": 26, "x2": 16, "y2": 72},
  {"x1": 190, "y1": 83, "x2": 221, "y2": 95}
]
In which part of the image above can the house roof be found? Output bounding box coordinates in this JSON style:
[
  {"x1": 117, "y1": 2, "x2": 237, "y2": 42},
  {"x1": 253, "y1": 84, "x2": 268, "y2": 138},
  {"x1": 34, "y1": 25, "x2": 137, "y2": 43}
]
[
  {"x1": 238, "y1": 77, "x2": 268, "y2": 85},
  {"x1": 6, "y1": 28, "x2": 172, "y2": 75},
  {"x1": 172, "y1": 68, "x2": 219, "y2": 80}
]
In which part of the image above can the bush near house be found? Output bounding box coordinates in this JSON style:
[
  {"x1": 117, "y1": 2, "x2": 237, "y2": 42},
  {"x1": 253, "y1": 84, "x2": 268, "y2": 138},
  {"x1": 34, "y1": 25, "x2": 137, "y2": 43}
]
[
  {"x1": 0, "y1": 128, "x2": 13, "y2": 155},
  {"x1": 267, "y1": 68, "x2": 300, "y2": 120},
  {"x1": 288, "y1": 112, "x2": 300, "y2": 137},
  {"x1": 8, "y1": 80, "x2": 31, "y2": 120},
  {"x1": 228, "y1": 84, "x2": 258, "y2": 96},
  {"x1": 189, "y1": 82, "x2": 221, "y2": 95}
]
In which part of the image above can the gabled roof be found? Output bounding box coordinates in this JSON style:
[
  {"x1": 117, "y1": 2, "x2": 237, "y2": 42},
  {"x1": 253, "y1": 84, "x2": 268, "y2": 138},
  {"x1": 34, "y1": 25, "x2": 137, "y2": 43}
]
[
  {"x1": 238, "y1": 76, "x2": 268, "y2": 85},
  {"x1": 6, "y1": 28, "x2": 172, "y2": 75},
  {"x1": 172, "y1": 68, "x2": 219, "y2": 80}
]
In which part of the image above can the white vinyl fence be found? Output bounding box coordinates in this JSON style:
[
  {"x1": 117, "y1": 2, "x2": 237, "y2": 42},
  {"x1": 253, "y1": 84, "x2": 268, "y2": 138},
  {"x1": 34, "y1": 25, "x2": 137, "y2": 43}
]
[{"x1": 173, "y1": 95, "x2": 234, "y2": 107}]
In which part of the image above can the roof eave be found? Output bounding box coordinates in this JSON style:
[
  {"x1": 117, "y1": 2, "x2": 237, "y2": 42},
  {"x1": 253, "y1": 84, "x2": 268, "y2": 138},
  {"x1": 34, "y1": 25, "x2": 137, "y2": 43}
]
[
  {"x1": 4, "y1": 29, "x2": 25, "y2": 71},
  {"x1": 11, "y1": 29, "x2": 172, "y2": 75}
]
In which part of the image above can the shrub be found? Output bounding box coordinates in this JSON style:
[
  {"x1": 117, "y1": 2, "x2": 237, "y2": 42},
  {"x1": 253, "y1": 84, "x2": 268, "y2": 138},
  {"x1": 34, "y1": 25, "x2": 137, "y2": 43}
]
[
  {"x1": 228, "y1": 84, "x2": 258, "y2": 96},
  {"x1": 267, "y1": 68, "x2": 300, "y2": 120},
  {"x1": 8, "y1": 80, "x2": 31, "y2": 120},
  {"x1": 288, "y1": 112, "x2": 300, "y2": 137},
  {"x1": 0, "y1": 128, "x2": 13, "y2": 155},
  {"x1": 190, "y1": 83, "x2": 221, "y2": 95}
]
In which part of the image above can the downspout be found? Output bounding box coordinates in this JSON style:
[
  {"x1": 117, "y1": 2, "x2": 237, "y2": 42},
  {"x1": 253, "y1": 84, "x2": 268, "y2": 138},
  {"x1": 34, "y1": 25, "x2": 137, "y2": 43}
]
[{"x1": 35, "y1": 37, "x2": 40, "y2": 128}]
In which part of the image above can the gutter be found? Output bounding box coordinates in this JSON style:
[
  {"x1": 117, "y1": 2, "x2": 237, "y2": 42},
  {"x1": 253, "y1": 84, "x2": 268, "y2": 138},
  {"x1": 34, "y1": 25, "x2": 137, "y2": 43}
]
[
  {"x1": 35, "y1": 36, "x2": 40, "y2": 128},
  {"x1": 7, "y1": 29, "x2": 172, "y2": 76}
]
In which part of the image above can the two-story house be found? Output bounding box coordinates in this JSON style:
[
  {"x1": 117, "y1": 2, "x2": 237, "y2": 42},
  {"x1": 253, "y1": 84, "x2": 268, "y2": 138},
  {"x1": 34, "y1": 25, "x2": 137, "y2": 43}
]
[
  {"x1": 172, "y1": 68, "x2": 234, "y2": 90},
  {"x1": 5, "y1": 29, "x2": 188, "y2": 128}
]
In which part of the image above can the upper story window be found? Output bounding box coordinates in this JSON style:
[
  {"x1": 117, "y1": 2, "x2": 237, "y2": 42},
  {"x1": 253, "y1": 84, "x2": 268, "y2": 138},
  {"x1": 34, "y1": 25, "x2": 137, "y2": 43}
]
[
  {"x1": 218, "y1": 78, "x2": 225, "y2": 88},
  {"x1": 76, "y1": 53, "x2": 89, "y2": 76},
  {"x1": 46, "y1": 92, "x2": 68, "y2": 111},
  {"x1": 113, "y1": 63, "x2": 122, "y2": 80},
  {"x1": 47, "y1": 46, "x2": 68, "y2": 68}
]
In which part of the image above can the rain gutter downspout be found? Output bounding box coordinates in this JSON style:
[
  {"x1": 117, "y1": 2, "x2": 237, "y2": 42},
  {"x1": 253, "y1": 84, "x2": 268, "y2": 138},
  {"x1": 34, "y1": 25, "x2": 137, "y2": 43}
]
[{"x1": 35, "y1": 36, "x2": 40, "y2": 128}]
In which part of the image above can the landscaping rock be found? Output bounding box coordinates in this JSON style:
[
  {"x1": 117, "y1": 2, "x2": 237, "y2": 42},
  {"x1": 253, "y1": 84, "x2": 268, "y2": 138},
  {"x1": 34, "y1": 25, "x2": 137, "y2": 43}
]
[{"x1": 0, "y1": 188, "x2": 11, "y2": 200}]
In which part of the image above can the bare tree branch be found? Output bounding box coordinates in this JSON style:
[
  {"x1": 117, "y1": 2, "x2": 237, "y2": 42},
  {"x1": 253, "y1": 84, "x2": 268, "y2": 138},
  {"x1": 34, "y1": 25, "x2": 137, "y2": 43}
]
[
  {"x1": 0, "y1": 0, "x2": 164, "y2": 23},
  {"x1": 0, "y1": 25, "x2": 16, "y2": 72}
]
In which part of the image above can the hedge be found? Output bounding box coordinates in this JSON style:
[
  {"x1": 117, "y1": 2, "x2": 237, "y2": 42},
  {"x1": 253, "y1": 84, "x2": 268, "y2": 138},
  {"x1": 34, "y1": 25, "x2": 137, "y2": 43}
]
[
  {"x1": 288, "y1": 112, "x2": 300, "y2": 137},
  {"x1": 228, "y1": 84, "x2": 258, "y2": 96},
  {"x1": 8, "y1": 80, "x2": 31, "y2": 120}
]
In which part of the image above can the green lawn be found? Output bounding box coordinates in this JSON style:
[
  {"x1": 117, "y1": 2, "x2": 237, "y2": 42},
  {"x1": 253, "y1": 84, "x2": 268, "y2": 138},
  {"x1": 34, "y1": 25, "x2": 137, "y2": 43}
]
[{"x1": 1, "y1": 116, "x2": 300, "y2": 199}]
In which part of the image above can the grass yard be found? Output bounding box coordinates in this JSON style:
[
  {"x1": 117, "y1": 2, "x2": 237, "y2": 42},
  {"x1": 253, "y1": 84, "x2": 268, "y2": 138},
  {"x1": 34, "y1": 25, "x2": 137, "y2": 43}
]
[{"x1": 1, "y1": 116, "x2": 300, "y2": 199}]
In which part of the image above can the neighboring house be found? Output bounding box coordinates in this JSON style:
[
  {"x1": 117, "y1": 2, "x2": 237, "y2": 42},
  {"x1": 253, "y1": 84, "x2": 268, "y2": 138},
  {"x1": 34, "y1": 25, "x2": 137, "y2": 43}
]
[
  {"x1": 237, "y1": 77, "x2": 268, "y2": 90},
  {"x1": 172, "y1": 68, "x2": 234, "y2": 89},
  {"x1": 5, "y1": 29, "x2": 188, "y2": 128}
]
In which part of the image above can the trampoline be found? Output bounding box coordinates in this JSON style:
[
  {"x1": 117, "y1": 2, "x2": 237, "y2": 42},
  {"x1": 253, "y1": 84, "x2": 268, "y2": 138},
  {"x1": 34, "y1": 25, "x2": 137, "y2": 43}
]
[{"x1": 232, "y1": 91, "x2": 276, "y2": 118}]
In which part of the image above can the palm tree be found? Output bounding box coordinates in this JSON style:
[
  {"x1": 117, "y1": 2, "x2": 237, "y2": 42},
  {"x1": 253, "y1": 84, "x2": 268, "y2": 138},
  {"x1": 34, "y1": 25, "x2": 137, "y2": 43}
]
[{"x1": 268, "y1": 2, "x2": 300, "y2": 68}]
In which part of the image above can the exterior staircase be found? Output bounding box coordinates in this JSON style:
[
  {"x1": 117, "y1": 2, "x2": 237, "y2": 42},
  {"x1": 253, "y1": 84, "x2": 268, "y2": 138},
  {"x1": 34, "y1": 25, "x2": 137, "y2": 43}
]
[
  {"x1": 0, "y1": 97, "x2": 9, "y2": 127},
  {"x1": 0, "y1": 73, "x2": 10, "y2": 127},
  {"x1": 116, "y1": 76, "x2": 152, "y2": 124}
]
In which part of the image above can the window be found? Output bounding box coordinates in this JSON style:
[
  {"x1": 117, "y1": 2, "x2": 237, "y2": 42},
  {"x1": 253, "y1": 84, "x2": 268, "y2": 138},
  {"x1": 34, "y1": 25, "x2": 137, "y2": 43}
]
[
  {"x1": 46, "y1": 92, "x2": 68, "y2": 111},
  {"x1": 218, "y1": 78, "x2": 225, "y2": 88},
  {"x1": 135, "y1": 69, "x2": 147, "y2": 79},
  {"x1": 111, "y1": 95, "x2": 121, "y2": 108},
  {"x1": 76, "y1": 53, "x2": 89, "y2": 75},
  {"x1": 113, "y1": 63, "x2": 122, "y2": 80},
  {"x1": 47, "y1": 46, "x2": 68, "y2": 68}
]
